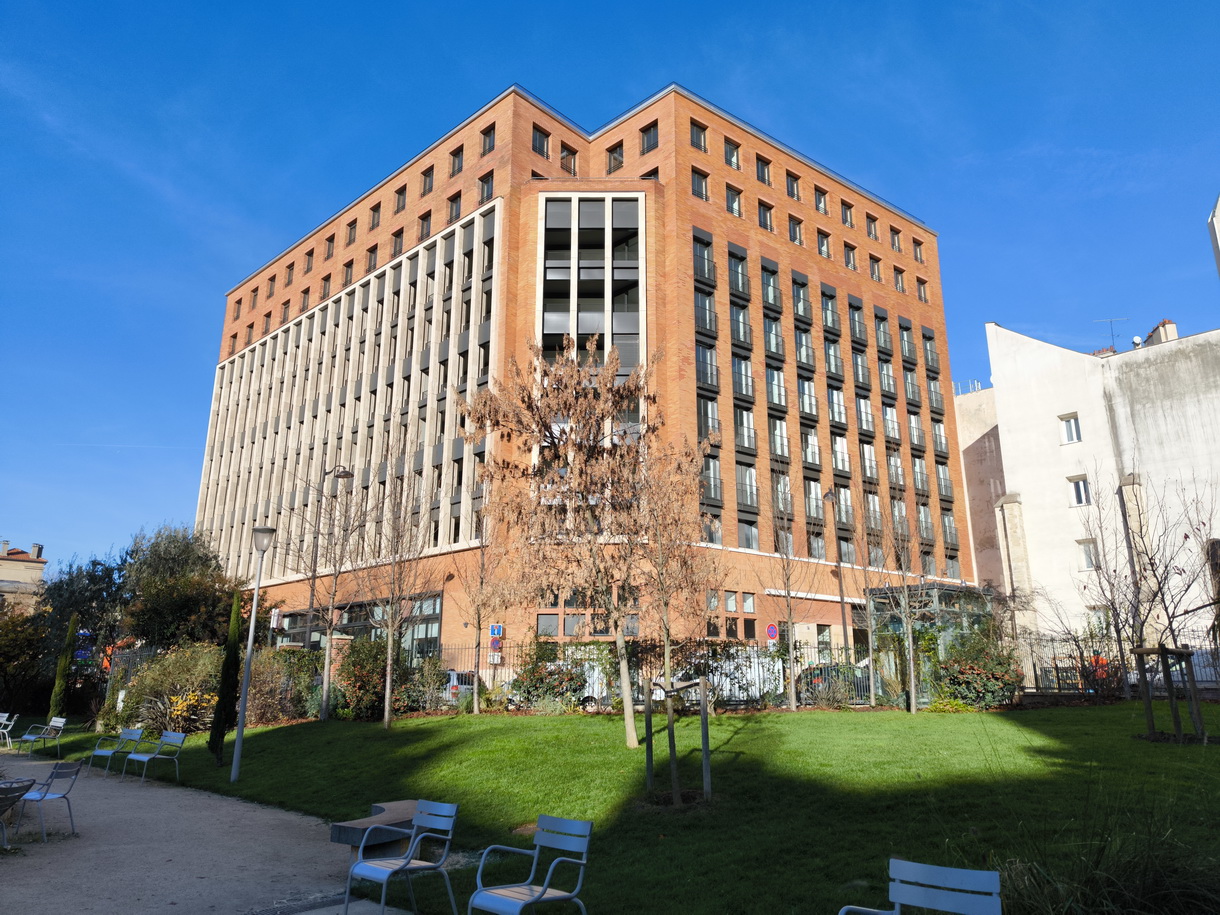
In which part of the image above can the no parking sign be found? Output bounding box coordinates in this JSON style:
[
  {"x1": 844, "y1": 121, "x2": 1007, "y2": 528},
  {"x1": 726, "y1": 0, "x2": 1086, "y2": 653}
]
[{"x1": 766, "y1": 623, "x2": 779, "y2": 647}]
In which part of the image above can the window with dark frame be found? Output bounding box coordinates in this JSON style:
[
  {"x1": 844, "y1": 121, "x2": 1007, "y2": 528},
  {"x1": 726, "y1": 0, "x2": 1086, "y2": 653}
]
[
  {"x1": 450, "y1": 146, "x2": 464, "y2": 176},
  {"x1": 421, "y1": 166, "x2": 434, "y2": 195},
  {"x1": 606, "y1": 142, "x2": 624, "y2": 174},
  {"x1": 532, "y1": 125, "x2": 550, "y2": 158},
  {"x1": 640, "y1": 121, "x2": 659, "y2": 154},
  {"x1": 690, "y1": 120, "x2": 707, "y2": 151},
  {"x1": 481, "y1": 124, "x2": 495, "y2": 155}
]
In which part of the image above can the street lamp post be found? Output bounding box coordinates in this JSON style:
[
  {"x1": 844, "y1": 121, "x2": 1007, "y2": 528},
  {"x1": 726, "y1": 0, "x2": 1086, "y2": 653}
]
[
  {"x1": 231, "y1": 526, "x2": 275, "y2": 783},
  {"x1": 301, "y1": 464, "x2": 355, "y2": 653}
]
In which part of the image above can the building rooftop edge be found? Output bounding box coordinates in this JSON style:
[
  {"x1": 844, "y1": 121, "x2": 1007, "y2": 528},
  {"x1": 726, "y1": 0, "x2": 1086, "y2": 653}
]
[
  {"x1": 988, "y1": 320, "x2": 1220, "y2": 361},
  {"x1": 225, "y1": 83, "x2": 934, "y2": 296}
]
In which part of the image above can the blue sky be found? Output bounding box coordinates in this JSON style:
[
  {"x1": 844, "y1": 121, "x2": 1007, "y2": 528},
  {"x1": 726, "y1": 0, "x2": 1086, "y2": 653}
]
[{"x1": 3, "y1": 1, "x2": 1218, "y2": 571}]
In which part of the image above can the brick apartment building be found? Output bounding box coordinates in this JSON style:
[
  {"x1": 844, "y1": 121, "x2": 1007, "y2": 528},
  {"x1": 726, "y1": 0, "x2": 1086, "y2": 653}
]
[{"x1": 196, "y1": 84, "x2": 972, "y2": 658}]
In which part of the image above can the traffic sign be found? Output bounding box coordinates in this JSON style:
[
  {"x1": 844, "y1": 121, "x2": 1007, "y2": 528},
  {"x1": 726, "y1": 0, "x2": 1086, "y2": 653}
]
[
  {"x1": 488, "y1": 651, "x2": 502, "y2": 665},
  {"x1": 489, "y1": 624, "x2": 504, "y2": 638},
  {"x1": 766, "y1": 623, "x2": 779, "y2": 640},
  {"x1": 489, "y1": 637, "x2": 502, "y2": 652}
]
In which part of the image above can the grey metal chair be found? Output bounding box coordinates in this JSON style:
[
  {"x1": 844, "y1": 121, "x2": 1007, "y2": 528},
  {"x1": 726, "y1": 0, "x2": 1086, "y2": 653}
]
[
  {"x1": 15, "y1": 761, "x2": 81, "y2": 842},
  {"x1": 16, "y1": 716, "x2": 66, "y2": 757},
  {"x1": 838, "y1": 858, "x2": 1002, "y2": 915},
  {"x1": 0, "y1": 714, "x2": 16, "y2": 750},
  {"x1": 87, "y1": 727, "x2": 145, "y2": 776},
  {"x1": 0, "y1": 778, "x2": 35, "y2": 847},
  {"x1": 121, "y1": 730, "x2": 186, "y2": 783},
  {"x1": 343, "y1": 799, "x2": 460, "y2": 915},
  {"x1": 468, "y1": 815, "x2": 593, "y2": 915}
]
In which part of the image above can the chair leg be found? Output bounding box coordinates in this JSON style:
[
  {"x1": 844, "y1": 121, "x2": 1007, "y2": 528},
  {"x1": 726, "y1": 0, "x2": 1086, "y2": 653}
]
[
  {"x1": 13, "y1": 800, "x2": 26, "y2": 835},
  {"x1": 0, "y1": 818, "x2": 7, "y2": 849},
  {"x1": 573, "y1": 899, "x2": 587, "y2": 915},
  {"x1": 38, "y1": 803, "x2": 47, "y2": 843},
  {"x1": 173, "y1": 758, "x2": 180, "y2": 782},
  {"x1": 404, "y1": 873, "x2": 418, "y2": 914},
  {"x1": 380, "y1": 881, "x2": 389, "y2": 915},
  {"x1": 342, "y1": 872, "x2": 354, "y2": 915},
  {"x1": 65, "y1": 797, "x2": 75, "y2": 835},
  {"x1": 440, "y1": 869, "x2": 459, "y2": 915}
]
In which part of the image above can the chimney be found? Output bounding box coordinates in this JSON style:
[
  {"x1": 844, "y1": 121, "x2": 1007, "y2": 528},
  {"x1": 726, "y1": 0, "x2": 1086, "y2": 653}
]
[
  {"x1": 1145, "y1": 319, "x2": 1179, "y2": 346},
  {"x1": 1, "y1": 541, "x2": 8, "y2": 556},
  {"x1": 31, "y1": 543, "x2": 44, "y2": 560}
]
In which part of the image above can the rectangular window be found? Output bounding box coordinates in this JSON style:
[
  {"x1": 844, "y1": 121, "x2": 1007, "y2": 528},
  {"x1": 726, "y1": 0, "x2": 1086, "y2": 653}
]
[
  {"x1": 758, "y1": 202, "x2": 773, "y2": 231},
  {"x1": 913, "y1": 239, "x2": 924, "y2": 263},
  {"x1": 478, "y1": 172, "x2": 494, "y2": 204},
  {"x1": 917, "y1": 279, "x2": 928, "y2": 302},
  {"x1": 1078, "y1": 539, "x2": 1099, "y2": 570},
  {"x1": 1061, "y1": 414, "x2": 1081, "y2": 443},
  {"x1": 280, "y1": 300, "x2": 289, "y2": 323},
  {"x1": 605, "y1": 142, "x2": 624, "y2": 174},
  {"x1": 738, "y1": 519, "x2": 759, "y2": 550},
  {"x1": 537, "y1": 613, "x2": 559, "y2": 637},
  {"x1": 893, "y1": 268, "x2": 906, "y2": 293},
  {"x1": 448, "y1": 193, "x2": 462, "y2": 224},
  {"x1": 869, "y1": 256, "x2": 882, "y2": 282},
  {"x1": 532, "y1": 126, "x2": 550, "y2": 158},
  {"x1": 366, "y1": 245, "x2": 378, "y2": 272},
  {"x1": 841, "y1": 202, "x2": 854, "y2": 227},
  {"x1": 267, "y1": 275, "x2": 275, "y2": 297},
  {"x1": 299, "y1": 289, "x2": 310, "y2": 313},
  {"x1": 421, "y1": 166, "x2": 434, "y2": 195},
  {"x1": 691, "y1": 169, "x2": 709, "y2": 200},
  {"x1": 817, "y1": 231, "x2": 831, "y2": 258},
  {"x1": 690, "y1": 120, "x2": 708, "y2": 151},
  {"x1": 394, "y1": 186, "x2": 406, "y2": 212},
  {"x1": 1070, "y1": 476, "x2": 1092, "y2": 506},
  {"x1": 756, "y1": 156, "x2": 771, "y2": 185},
  {"x1": 346, "y1": 219, "x2": 357, "y2": 246},
  {"x1": 814, "y1": 187, "x2": 828, "y2": 214},
  {"x1": 304, "y1": 249, "x2": 314, "y2": 273},
  {"x1": 481, "y1": 124, "x2": 496, "y2": 155},
  {"x1": 321, "y1": 274, "x2": 331, "y2": 298},
  {"x1": 450, "y1": 145, "x2": 464, "y2": 176},
  {"x1": 890, "y1": 227, "x2": 902, "y2": 252},
  {"x1": 343, "y1": 261, "x2": 353, "y2": 285},
  {"x1": 325, "y1": 235, "x2": 335, "y2": 259},
  {"x1": 560, "y1": 144, "x2": 577, "y2": 175},
  {"x1": 640, "y1": 121, "x2": 659, "y2": 154},
  {"x1": 391, "y1": 230, "x2": 404, "y2": 257},
  {"x1": 369, "y1": 203, "x2": 381, "y2": 229},
  {"x1": 419, "y1": 211, "x2": 432, "y2": 240},
  {"x1": 786, "y1": 172, "x2": 800, "y2": 200},
  {"x1": 724, "y1": 139, "x2": 740, "y2": 169},
  {"x1": 726, "y1": 186, "x2": 743, "y2": 217},
  {"x1": 843, "y1": 244, "x2": 857, "y2": 271},
  {"x1": 285, "y1": 263, "x2": 294, "y2": 286},
  {"x1": 866, "y1": 215, "x2": 878, "y2": 240},
  {"x1": 788, "y1": 216, "x2": 803, "y2": 245}
]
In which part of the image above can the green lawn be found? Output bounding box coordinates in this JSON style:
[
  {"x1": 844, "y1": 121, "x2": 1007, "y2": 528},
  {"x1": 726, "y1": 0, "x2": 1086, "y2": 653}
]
[{"x1": 48, "y1": 703, "x2": 1220, "y2": 913}]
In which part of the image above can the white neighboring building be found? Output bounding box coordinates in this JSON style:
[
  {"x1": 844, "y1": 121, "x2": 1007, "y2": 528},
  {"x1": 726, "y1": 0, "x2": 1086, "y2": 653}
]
[
  {"x1": 956, "y1": 320, "x2": 1220, "y2": 634},
  {"x1": 1210, "y1": 193, "x2": 1220, "y2": 278}
]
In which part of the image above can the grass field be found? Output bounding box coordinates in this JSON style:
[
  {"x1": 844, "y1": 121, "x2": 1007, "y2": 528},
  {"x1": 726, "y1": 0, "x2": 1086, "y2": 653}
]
[{"x1": 47, "y1": 702, "x2": 1220, "y2": 913}]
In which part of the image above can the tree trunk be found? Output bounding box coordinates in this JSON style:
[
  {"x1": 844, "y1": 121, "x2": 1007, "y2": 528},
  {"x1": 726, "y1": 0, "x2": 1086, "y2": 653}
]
[
  {"x1": 661, "y1": 616, "x2": 680, "y2": 805},
  {"x1": 615, "y1": 625, "x2": 639, "y2": 748},
  {"x1": 786, "y1": 617, "x2": 798, "y2": 711},
  {"x1": 473, "y1": 627, "x2": 482, "y2": 715},
  {"x1": 905, "y1": 616, "x2": 918, "y2": 714},
  {"x1": 320, "y1": 634, "x2": 333, "y2": 722},
  {"x1": 382, "y1": 616, "x2": 396, "y2": 728}
]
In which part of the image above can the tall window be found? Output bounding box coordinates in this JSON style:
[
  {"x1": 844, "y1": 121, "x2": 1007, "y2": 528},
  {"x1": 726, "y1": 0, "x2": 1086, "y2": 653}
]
[
  {"x1": 814, "y1": 188, "x2": 828, "y2": 214},
  {"x1": 841, "y1": 202, "x2": 854, "y2": 226},
  {"x1": 786, "y1": 172, "x2": 801, "y2": 200},
  {"x1": 1070, "y1": 476, "x2": 1092, "y2": 506},
  {"x1": 756, "y1": 156, "x2": 771, "y2": 185},
  {"x1": 1061, "y1": 414, "x2": 1082, "y2": 443},
  {"x1": 690, "y1": 120, "x2": 708, "y2": 151},
  {"x1": 640, "y1": 121, "x2": 659, "y2": 154},
  {"x1": 479, "y1": 172, "x2": 494, "y2": 203},
  {"x1": 726, "y1": 186, "x2": 742, "y2": 217},
  {"x1": 421, "y1": 167, "x2": 434, "y2": 195},
  {"x1": 724, "y1": 139, "x2": 740, "y2": 169},
  {"x1": 1078, "y1": 539, "x2": 1099, "y2": 570},
  {"x1": 691, "y1": 169, "x2": 709, "y2": 200},
  {"x1": 758, "y1": 202, "x2": 773, "y2": 231},
  {"x1": 450, "y1": 145, "x2": 464, "y2": 176},
  {"x1": 788, "y1": 216, "x2": 803, "y2": 245},
  {"x1": 532, "y1": 126, "x2": 550, "y2": 158},
  {"x1": 481, "y1": 124, "x2": 496, "y2": 155},
  {"x1": 369, "y1": 203, "x2": 381, "y2": 229},
  {"x1": 607, "y1": 142, "x2": 624, "y2": 174}
]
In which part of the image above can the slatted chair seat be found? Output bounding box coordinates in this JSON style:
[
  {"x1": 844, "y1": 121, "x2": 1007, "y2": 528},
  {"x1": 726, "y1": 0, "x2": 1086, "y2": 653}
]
[
  {"x1": 0, "y1": 778, "x2": 35, "y2": 847},
  {"x1": 16, "y1": 716, "x2": 66, "y2": 758},
  {"x1": 14, "y1": 761, "x2": 82, "y2": 843},
  {"x1": 121, "y1": 730, "x2": 186, "y2": 783},
  {"x1": 468, "y1": 815, "x2": 593, "y2": 915},
  {"x1": 839, "y1": 858, "x2": 1002, "y2": 915},
  {"x1": 343, "y1": 799, "x2": 460, "y2": 915},
  {"x1": 87, "y1": 727, "x2": 145, "y2": 776}
]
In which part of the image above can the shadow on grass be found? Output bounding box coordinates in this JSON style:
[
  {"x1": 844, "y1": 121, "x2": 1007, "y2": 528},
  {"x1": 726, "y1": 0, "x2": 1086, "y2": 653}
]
[{"x1": 47, "y1": 702, "x2": 1220, "y2": 913}]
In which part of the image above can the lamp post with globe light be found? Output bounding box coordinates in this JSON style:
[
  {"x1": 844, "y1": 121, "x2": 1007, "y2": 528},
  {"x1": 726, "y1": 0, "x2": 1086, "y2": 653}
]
[{"x1": 231, "y1": 526, "x2": 275, "y2": 783}]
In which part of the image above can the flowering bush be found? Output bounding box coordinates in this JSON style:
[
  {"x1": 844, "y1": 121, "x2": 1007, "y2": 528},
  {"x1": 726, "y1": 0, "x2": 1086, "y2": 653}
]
[
  {"x1": 512, "y1": 640, "x2": 587, "y2": 707},
  {"x1": 334, "y1": 638, "x2": 388, "y2": 721},
  {"x1": 141, "y1": 689, "x2": 218, "y2": 733},
  {"x1": 100, "y1": 642, "x2": 222, "y2": 732}
]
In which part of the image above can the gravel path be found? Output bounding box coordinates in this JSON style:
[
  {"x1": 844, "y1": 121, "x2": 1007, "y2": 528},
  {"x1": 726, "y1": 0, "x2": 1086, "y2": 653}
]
[{"x1": 0, "y1": 754, "x2": 398, "y2": 914}]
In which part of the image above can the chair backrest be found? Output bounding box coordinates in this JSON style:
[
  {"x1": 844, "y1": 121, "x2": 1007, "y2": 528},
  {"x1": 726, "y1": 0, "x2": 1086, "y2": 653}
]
[
  {"x1": 414, "y1": 799, "x2": 459, "y2": 837},
  {"x1": 119, "y1": 727, "x2": 144, "y2": 744},
  {"x1": 160, "y1": 731, "x2": 187, "y2": 752},
  {"x1": 888, "y1": 859, "x2": 1001, "y2": 915},
  {"x1": 0, "y1": 714, "x2": 16, "y2": 731},
  {"x1": 0, "y1": 713, "x2": 8, "y2": 725},
  {"x1": 534, "y1": 815, "x2": 593, "y2": 859},
  {"x1": 48, "y1": 716, "x2": 67, "y2": 733},
  {"x1": 43, "y1": 762, "x2": 83, "y2": 796}
]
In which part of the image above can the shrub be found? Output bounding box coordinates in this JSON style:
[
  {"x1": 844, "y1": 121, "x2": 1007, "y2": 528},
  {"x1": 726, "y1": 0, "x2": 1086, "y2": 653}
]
[
  {"x1": 925, "y1": 697, "x2": 975, "y2": 713},
  {"x1": 938, "y1": 629, "x2": 1022, "y2": 710},
  {"x1": 99, "y1": 643, "x2": 223, "y2": 734},
  {"x1": 248, "y1": 649, "x2": 320, "y2": 725},
  {"x1": 392, "y1": 657, "x2": 450, "y2": 713},
  {"x1": 334, "y1": 638, "x2": 388, "y2": 721},
  {"x1": 512, "y1": 640, "x2": 587, "y2": 706}
]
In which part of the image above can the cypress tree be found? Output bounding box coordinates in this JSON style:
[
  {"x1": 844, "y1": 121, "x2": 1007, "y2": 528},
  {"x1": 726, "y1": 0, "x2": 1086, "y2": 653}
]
[
  {"x1": 47, "y1": 612, "x2": 79, "y2": 720},
  {"x1": 208, "y1": 591, "x2": 243, "y2": 765}
]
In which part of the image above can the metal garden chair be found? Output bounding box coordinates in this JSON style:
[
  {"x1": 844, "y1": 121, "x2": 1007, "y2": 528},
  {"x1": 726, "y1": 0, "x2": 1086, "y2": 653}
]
[
  {"x1": 467, "y1": 815, "x2": 593, "y2": 915},
  {"x1": 838, "y1": 858, "x2": 1002, "y2": 915},
  {"x1": 0, "y1": 714, "x2": 16, "y2": 750},
  {"x1": 0, "y1": 778, "x2": 35, "y2": 847},
  {"x1": 16, "y1": 716, "x2": 66, "y2": 757},
  {"x1": 14, "y1": 761, "x2": 82, "y2": 843},
  {"x1": 121, "y1": 730, "x2": 186, "y2": 783},
  {"x1": 86, "y1": 727, "x2": 145, "y2": 776},
  {"x1": 343, "y1": 799, "x2": 460, "y2": 915}
]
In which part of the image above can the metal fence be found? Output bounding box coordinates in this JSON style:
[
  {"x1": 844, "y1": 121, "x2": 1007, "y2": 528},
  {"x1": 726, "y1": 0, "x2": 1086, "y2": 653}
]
[{"x1": 1020, "y1": 628, "x2": 1220, "y2": 695}]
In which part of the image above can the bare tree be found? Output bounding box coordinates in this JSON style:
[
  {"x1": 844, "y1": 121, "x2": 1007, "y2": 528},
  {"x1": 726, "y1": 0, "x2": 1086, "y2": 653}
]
[
  {"x1": 356, "y1": 427, "x2": 433, "y2": 728},
  {"x1": 464, "y1": 336, "x2": 658, "y2": 749},
  {"x1": 289, "y1": 471, "x2": 365, "y2": 721},
  {"x1": 1077, "y1": 473, "x2": 1218, "y2": 655}
]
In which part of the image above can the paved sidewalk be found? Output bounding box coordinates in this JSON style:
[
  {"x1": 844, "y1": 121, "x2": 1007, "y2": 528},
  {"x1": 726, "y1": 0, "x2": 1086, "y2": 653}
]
[{"x1": 0, "y1": 754, "x2": 405, "y2": 914}]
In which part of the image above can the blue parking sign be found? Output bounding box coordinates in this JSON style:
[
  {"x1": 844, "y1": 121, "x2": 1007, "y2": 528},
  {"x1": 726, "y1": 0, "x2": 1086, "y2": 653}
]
[{"x1": 489, "y1": 623, "x2": 504, "y2": 638}]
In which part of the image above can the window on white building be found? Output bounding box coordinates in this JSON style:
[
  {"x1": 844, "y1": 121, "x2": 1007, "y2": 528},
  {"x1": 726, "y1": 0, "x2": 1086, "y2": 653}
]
[
  {"x1": 1061, "y1": 413, "x2": 1081, "y2": 444},
  {"x1": 1069, "y1": 475, "x2": 1092, "y2": 506},
  {"x1": 1078, "y1": 539, "x2": 1099, "y2": 570}
]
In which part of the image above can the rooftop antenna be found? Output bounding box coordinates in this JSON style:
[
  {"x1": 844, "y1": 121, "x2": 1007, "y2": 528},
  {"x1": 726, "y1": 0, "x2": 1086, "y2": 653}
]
[{"x1": 1094, "y1": 317, "x2": 1129, "y2": 349}]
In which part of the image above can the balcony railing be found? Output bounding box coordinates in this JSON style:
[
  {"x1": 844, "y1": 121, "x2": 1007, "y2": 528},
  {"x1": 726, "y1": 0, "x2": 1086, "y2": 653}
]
[
  {"x1": 762, "y1": 284, "x2": 782, "y2": 309},
  {"x1": 913, "y1": 470, "x2": 930, "y2": 493},
  {"x1": 697, "y1": 416, "x2": 721, "y2": 441},
  {"x1": 771, "y1": 436, "x2": 789, "y2": 459},
  {"x1": 825, "y1": 354, "x2": 844, "y2": 377},
  {"x1": 938, "y1": 476, "x2": 954, "y2": 500},
  {"x1": 733, "y1": 370, "x2": 754, "y2": 398},
  {"x1": 875, "y1": 328, "x2": 893, "y2": 352},
  {"x1": 798, "y1": 390, "x2": 817, "y2": 416},
  {"x1": 736, "y1": 483, "x2": 759, "y2": 509},
  {"x1": 835, "y1": 506, "x2": 854, "y2": 527},
  {"x1": 918, "y1": 520, "x2": 935, "y2": 540},
  {"x1": 858, "y1": 411, "x2": 875, "y2": 434},
  {"x1": 866, "y1": 509, "x2": 883, "y2": 531},
  {"x1": 854, "y1": 363, "x2": 871, "y2": 387},
  {"x1": 694, "y1": 256, "x2": 716, "y2": 284},
  {"x1": 773, "y1": 490, "x2": 793, "y2": 513},
  {"x1": 933, "y1": 432, "x2": 948, "y2": 454},
  {"x1": 828, "y1": 402, "x2": 848, "y2": 425},
  {"x1": 731, "y1": 319, "x2": 753, "y2": 346},
  {"x1": 766, "y1": 382, "x2": 786, "y2": 408},
  {"x1": 901, "y1": 337, "x2": 918, "y2": 361},
  {"x1": 928, "y1": 390, "x2": 945, "y2": 413},
  {"x1": 884, "y1": 419, "x2": 902, "y2": 441},
  {"x1": 943, "y1": 526, "x2": 960, "y2": 548},
  {"x1": 888, "y1": 464, "x2": 905, "y2": 486},
  {"x1": 905, "y1": 382, "x2": 922, "y2": 404},
  {"x1": 879, "y1": 373, "x2": 897, "y2": 396},
  {"x1": 823, "y1": 308, "x2": 841, "y2": 333},
  {"x1": 925, "y1": 348, "x2": 941, "y2": 371},
  {"x1": 850, "y1": 317, "x2": 868, "y2": 344},
  {"x1": 909, "y1": 425, "x2": 926, "y2": 448},
  {"x1": 861, "y1": 457, "x2": 879, "y2": 481},
  {"x1": 696, "y1": 362, "x2": 720, "y2": 387},
  {"x1": 764, "y1": 332, "x2": 784, "y2": 358},
  {"x1": 700, "y1": 473, "x2": 722, "y2": 501},
  {"x1": 735, "y1": 425, "x2": 756, "y2": 450},
  {"x1": 695, "y1": 306, "x2": 717, "y2": 334},
  {"x1": 729, "y1": 271, "x2": 751, "y2": 297},
  {"x1": 832, "y1": 450, "x2": 851, "y2": 474},
  {"x1": 806, "y1": 497, "x2": 824, "y2": 521},
  {"x1": 794, "y1": 294, "x2": 812, "y2": 321},
  {"x1": 796, "y1": 344, "x2": 815, "y2": 367},
  {"x1": 802, "y1": 440, "x2": 821, "y2": 466}
]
